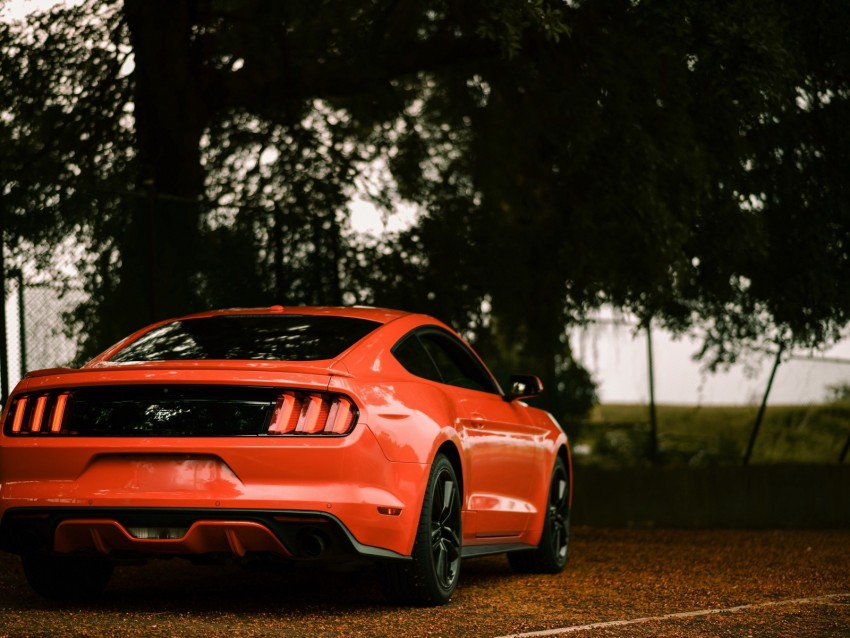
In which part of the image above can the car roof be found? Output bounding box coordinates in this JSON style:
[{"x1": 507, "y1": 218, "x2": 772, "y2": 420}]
[
  {"x1": 86, "y1": 306, "x2": 444, "y2": 367},
  {"x1": 171, "y1": 305, "x2": 412, "y2": 325}
]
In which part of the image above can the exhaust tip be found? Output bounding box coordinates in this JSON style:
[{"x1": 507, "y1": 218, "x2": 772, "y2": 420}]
[{"x1": 295, "y1": 527, "x2": 327, "y2": 558}]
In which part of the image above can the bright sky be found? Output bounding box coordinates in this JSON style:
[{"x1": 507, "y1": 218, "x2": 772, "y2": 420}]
[
  {"x1": 347, "y1": 198, "x2": 420, "y2": 237},
  {"x1": 0, "y1": 0, "x2": 73, "y2": 21},
  {"x1": 574, "y1": 316, "x2": 850, "y2": 406}
]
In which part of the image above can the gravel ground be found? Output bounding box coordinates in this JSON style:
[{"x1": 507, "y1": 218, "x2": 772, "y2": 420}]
[{"x1": 0, "y1": 528, "x2": 847, "y2": 637}]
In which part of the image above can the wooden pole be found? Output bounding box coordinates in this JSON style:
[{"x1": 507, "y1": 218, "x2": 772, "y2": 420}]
[
  {"x1": 16, "y1": 269, "x2": 26, "y2": 376},
  {"x1": 0, "y1": 195, "x2": 8, "y2": 406},
  {"x1": 743, "y1": 346, "x2": 783, "y2": 465},
  {"x1": 646, "y1": 318, "x2": 658, "y2": 463}
]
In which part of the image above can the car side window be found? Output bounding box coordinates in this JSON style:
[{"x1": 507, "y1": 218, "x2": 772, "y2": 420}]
[
  {"x1": 392, "y1": 334, "x2": 442, "y2": 383},
  {"x1": 393, "y1": 329, "x2": 499, "y2": 394}
]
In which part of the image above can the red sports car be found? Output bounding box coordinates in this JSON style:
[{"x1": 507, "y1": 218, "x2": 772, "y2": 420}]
[{"x1": 0, "y1": 306, "x2": 571, "y2": 605}]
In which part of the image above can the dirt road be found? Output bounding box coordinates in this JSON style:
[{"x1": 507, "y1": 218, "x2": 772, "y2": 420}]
[{"x1": 0, "y1": 528, "x2": 847, "y2": 637}]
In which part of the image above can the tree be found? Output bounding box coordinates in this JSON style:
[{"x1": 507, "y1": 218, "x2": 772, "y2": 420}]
[
  {"x1": 2, "y1": 0, "x2": 850, "y2": 418},
  {"x1": 370, "y1": 0, "x2": 850, "y2": 394}
]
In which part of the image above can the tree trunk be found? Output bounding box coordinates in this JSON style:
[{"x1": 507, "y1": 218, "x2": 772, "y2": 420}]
[{"x1": 119, "y1": 0, "x2": 210, "y2": 328}]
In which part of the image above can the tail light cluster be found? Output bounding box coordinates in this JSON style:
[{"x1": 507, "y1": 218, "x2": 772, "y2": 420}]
[
  {"x1": 4, "y1": 392, "x2": 69, "y2": 435},
  {"x1": 2, "y1": 389, "x2": 359, "y2": 437},
  {"x1": 268, "y1": 392, "x2": 357, "y2": 435}
]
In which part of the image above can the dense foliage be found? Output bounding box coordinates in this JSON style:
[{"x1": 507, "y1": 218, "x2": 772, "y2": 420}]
[{"x1": 2, "y1": 0, "x2": 849, "y2": 416}]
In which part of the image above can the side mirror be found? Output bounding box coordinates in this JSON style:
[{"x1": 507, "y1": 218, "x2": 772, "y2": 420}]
[{"x1": 506, "y1": 374, "x2": 543, "y2": 401}]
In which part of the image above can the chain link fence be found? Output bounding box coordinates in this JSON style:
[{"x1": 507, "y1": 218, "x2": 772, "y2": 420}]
[
  {"x1": 3, "y1": 262, "x2": 850, "y2": 465},
  {"x1": 569, "y1": 314, "x2": 850, "y2": 466},
  {"x1": 2, "y1": 269, "x2": 85, "y2": 401}
]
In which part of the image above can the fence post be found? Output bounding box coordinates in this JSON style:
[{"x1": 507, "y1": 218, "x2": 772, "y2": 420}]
[
  {"x1": 840, "y1": 432, "x2": 850, "y2": 465},
  {"x1": 0, "y1": 194, "x2": 8, "y2": 405},
  {"x1": 645, "y1": 317, "x2": 658, "y2": 463},
  {"x1": 743, "y1": 345, "x2": 783, "y2": 465},
  {"x1": 16, "y1": 269, "x2": 26, "y2": 376}
]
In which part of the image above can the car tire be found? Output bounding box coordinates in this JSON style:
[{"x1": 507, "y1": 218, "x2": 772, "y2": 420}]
[
  {"x1": 508, "y1": 455, "x2": 570, "y2": 574},
  {"x1": 22, "y1": 553, "x2": 113, "y2": 601},
  {"x1": 381, "y1": 453, "x2": 462, "y2": 606}
]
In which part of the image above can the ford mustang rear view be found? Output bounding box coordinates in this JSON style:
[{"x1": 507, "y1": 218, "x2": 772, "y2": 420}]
[{"x1": 0, "y1": 306, "x2": 571, "y2": 605}]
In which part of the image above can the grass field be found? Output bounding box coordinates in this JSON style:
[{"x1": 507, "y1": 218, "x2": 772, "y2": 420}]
[{"x1": 565, "y1": 402, "x2": 850, "y2": 467}]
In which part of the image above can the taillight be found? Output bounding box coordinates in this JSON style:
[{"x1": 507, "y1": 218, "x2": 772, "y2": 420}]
[
  {"x1": 268, "y1": 392, "x2": 357, "y2": 435},
  {"x1": 5, "y1": 392, "x2": 70, "y2": 435}
]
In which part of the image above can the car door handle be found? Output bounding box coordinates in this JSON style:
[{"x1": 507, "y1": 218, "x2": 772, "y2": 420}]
[{"x1": 469, "y1": 413, "x2": 486, "y2": 428}]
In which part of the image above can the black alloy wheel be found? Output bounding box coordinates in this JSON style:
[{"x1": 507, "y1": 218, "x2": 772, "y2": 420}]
[
  {"x1": 545, "y1": 458, "x2": 570, "y2": 566},
  {"x1": 429, "y1": 459, "x2": 462, "y2": 591},
  {"x1": 22, "y1": 553, "x2": 114, "y2": 601},
  {"x1": 380, "y1": 453, "x2": 462, "y2": 605}
]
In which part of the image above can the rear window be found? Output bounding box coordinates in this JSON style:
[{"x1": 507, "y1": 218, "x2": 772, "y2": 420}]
[{"x1": 109, "y1": 315, "x2": 380, "y2": 362}]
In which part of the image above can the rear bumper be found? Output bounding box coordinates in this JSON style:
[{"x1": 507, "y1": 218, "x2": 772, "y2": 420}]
[
  {"x1": 0, "y1": 507, "x2": 409, "y2": 562},
  {"x1": 0, "y1": 424, "x2": 430, "y2": 557}
]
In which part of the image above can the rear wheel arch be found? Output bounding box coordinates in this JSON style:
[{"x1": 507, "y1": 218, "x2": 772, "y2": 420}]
[
  {"x1": 435, "y1": 441, "x2": 464, "y2": 501},
  {"x1": 508, "y1": 453, "x2": 571, "y2": 574},
  {"x1": 381, "y1": 451, "x2": 463, "y2": 605},
  {"x1": 557, "y1": 444, "x2": 573, "y2": 507}
]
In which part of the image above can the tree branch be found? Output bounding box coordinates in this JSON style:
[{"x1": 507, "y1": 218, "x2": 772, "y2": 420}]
[{"x1": 214, "y1": 32, "x2": 499, "y2": 113}]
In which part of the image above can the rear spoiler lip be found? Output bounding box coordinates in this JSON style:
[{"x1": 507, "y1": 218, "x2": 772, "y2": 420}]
[
  {"x1": 9, "y1": 362, "x2": 353, "y2": 400},
  {"x1": 23, "y1": 360, "x2": 352, "y2": 379},
  {"x1": 86, "y1": 360, "x2": 352, "y2": 377}
]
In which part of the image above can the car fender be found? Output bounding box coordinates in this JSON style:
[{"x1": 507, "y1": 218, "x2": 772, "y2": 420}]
[
  {"x1": 522, "y1": 408, "x2": 572, "y2": 543},
  {"x1": 329, "y1": 376, "x2": 462, "y2": 466}
]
